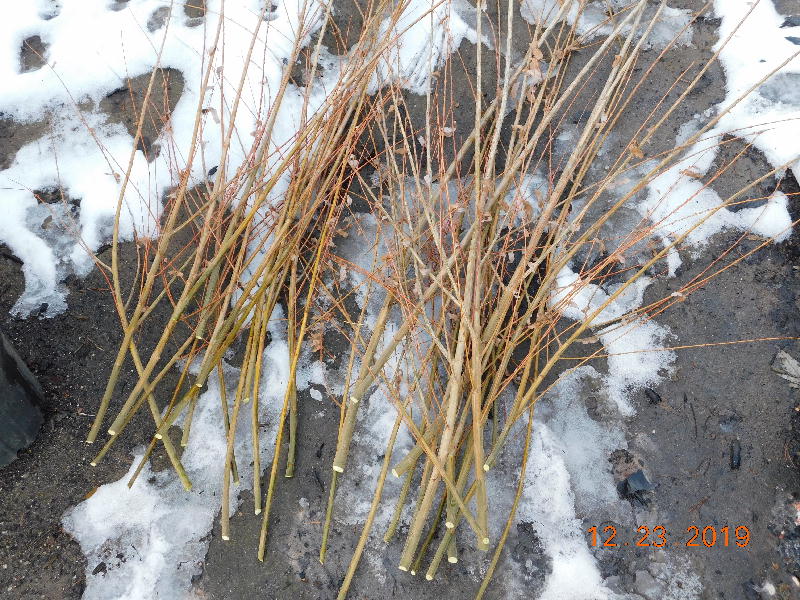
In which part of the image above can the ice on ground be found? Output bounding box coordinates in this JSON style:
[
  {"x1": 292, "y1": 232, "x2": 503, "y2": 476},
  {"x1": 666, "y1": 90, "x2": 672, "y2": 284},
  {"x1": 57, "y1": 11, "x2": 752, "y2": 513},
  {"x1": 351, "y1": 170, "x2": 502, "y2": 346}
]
[
  {"x1": 520, "y1": 423, "x2": 615, "y2": 599},
  {"x1": 713, "y1": 0, "x2": 800, "y2": 173},
  {"x1": 296, "y1": 357, "x2": 327, "y2": 391},
  {"x1": 521, "y1": 0, "x2": 693, "y2": 50},
  {"x1": 62, "y1": 305, "x2": 289, "y2": 599},
  {"x1": 640, "y1": 132, "x2": 793, "y2": 251},
  {"x1": 552, "y1": 266, "x2": 674, "y2": 415},
  {"x1": 512, "y1": 369, "x2": 628, "y2": 599},
  {"x1": 631, "y1": 0, "x2": 800, "y2": 269}
]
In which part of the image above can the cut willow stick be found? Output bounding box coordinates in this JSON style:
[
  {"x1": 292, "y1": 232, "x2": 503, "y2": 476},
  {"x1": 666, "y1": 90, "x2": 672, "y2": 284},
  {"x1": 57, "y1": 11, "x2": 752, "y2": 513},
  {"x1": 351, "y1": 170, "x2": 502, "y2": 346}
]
[
  {"x1": 447, "y1": 534, "x2": 458, "y2": 565},
  {"x1": 470, "y1": 0, "x2": 489, "y2": 555},
  {"x1": 474, "y1": 404, "x2": 536, "y2": 600},
  {"x1": 251, "y1": 303, "x2": 269, "y2": 515},
  {"x1": 398, "y1": 469, "x2": 441, "y2": 571},
  {"x1": 285, "y1": 256, "x2": 299, "y2": 478},
  {"x1": 217, "y1": 363, "x2": 239, "y2": 485},
  {"x1": 447, "y1": 432, "x2": 475, "y2": 529},
  {"x1": 425, "y1": 475, "x2": 480, "y2": 581},
  {"x1": 259, "y1": 190, "x2": 343, "y2": 561},
  {"x1": 384, "y1": 465, "x2": 414, "y2": 543},
  {"x1": 180, "y1": 395, "x2": 198, "y2": 448},
  {"x1": 336, "y1": 404, "x2": 405, "y2": 599},
  {"x1": 385, "y1": 423, "x2": 432, "y2": 515},
  {"x1": 445, "y1": 453, "x2": 461, "y2": 562},
  {"x1": 220, "y1": 386, "x2": 246, "y2": 542},
  {"x1": 391, "y1": 419, "x2": 440, "y2": 477},
  {"x1": 175, "y1": 268, "x2": 225, "y2": 451},
  {"x1": 319, "y1": 467, "x2": 339, "y2": 564},
  {"x1": 220, "y1": 306, "x2": 262, "y2": 541},
  {"x1": 320, "y1": 259, "x2": 378, "y2": 563},
  {"x1": 410, "y1": 493, "x2": 447, "y2": 576},
  {"x1": 332, "y1": 395, "x2": 360, "y2": 474},
  {"x1": 332, "y1": 296, "x2": 392, "y2": 473},
  {"x1": 397, "y1": 455, "x2": 433, "y2": 573}
]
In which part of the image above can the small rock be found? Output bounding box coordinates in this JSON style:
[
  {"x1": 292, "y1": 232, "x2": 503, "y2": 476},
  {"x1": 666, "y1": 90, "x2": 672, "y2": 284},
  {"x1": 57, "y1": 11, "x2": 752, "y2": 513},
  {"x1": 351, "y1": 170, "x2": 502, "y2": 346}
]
[
  {"x1": 634, "y1": 570, "x2": 665, "y2": 599},
  {"x1": 730, "y1": 439, "x2": 742, "y2": 470},
  {"x1": 772, "y1": 349, "x2": 800, "y2": 387},
  {"x1": 618, "y1": 469, "x2": 656, "y2": 505},
  {"x1": 644, "y1": 388, "x2": 661, "y2": 404}
]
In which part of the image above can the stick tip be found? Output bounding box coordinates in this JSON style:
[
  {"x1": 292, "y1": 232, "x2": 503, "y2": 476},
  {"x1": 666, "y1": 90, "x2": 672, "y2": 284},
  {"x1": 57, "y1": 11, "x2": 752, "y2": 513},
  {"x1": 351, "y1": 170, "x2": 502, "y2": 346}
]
[
  {"x1": 107, "y1": 429, "x2": 116, "y2": 436},
  {"x1": 222, "y1": 535, "x2": 230, "y2": 541},
  {"x1": 332, "y1": 465, "x2": 344, "y2": 473},
  {"x1": 410, "y1": 570, "x2": 416, "y2": 576},
  {"x1": 89, "y1": 461, "x2": 97, "y2": 467},
  {"x1": 398, "y1": 565, "x2": 408, "y2": 572},
  {"x1": 482, "y1": 463, "x2": 490, "y2": 472},
  {"x1": 448, "y1": 557, "x2": 458, "y2": 564},
  {"x1": 255, "y1": 509, "x2": 262, "y2": 515},
  {"x1": 155, "y1": 433, "x2": 163, "y2": 440},
  {"x1": 445, "y1": 521, "x2": 454, "y2": 529},
  {"x1": 426, "y1": 573, "x2": 434, "y2": 580}
]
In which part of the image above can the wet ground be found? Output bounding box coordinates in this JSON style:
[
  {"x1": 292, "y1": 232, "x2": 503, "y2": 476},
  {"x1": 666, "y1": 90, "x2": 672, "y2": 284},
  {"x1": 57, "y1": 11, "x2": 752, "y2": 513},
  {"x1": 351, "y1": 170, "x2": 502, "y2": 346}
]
[{"x1": 1, "y1": 1, "x2": 800, "y2": 599}]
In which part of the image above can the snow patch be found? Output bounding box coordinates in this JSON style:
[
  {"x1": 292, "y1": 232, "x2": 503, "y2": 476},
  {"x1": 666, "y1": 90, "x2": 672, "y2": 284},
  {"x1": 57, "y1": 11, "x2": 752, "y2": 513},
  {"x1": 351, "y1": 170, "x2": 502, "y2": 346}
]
[{"x1": 0, "y1": 0, "x2": 329, "y2": 316}]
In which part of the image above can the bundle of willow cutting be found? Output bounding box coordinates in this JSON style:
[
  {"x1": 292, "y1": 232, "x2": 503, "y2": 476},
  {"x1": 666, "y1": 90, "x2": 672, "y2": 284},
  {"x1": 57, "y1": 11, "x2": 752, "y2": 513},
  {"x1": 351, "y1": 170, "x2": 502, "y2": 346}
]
[{"x1": 86, "y1": 1, "x2": 792, "y2": 598}]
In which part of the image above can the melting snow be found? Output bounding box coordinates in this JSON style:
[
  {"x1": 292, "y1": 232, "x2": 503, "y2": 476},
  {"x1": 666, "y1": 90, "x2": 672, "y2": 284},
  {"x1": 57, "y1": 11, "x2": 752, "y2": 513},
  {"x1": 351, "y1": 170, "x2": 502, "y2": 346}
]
[
  {"x1": 0, "y1": 0, "x2": 330, "y2": 315},
  {"x1": 62, "y1": 306, "x2": 289, "y2": 599}
]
